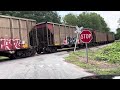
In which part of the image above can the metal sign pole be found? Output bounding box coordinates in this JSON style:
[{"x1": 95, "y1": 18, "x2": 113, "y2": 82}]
[
  {"x1": 74, "y1": 32, "x2": 79, "y2": 52},
  {"x1": 85, "y1": 43, "x2": 88, "y2": 63}
]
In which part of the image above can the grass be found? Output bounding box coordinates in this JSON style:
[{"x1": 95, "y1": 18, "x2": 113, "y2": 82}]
[
  {"x1": 94, "y1": 42, "x2": 120, "y2": 64},
  {"x1": 65, "y1": 42, "x2": 120, "y2": 75},
  {"x1": 72, "y1": 49, "x2": 95, "y2": 59},
  {"x1": 0, "y1": 56, "x2": 8, "y2": 60}
]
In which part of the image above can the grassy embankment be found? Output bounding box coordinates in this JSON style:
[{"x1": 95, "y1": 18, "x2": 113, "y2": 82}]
[{"x1": 65, "y1": 41, "x2": 120, "y2": 75}]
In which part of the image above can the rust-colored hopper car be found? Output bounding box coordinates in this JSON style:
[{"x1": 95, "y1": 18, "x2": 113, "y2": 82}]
[
  {"x1": 35, "y1": 22, "x2": 83, "y2": 53},
  {"x1": 0, "y1": 15, "x2": 37, "y2": 59}
]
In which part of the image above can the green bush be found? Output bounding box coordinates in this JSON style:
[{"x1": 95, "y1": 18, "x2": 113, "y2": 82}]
[{"x1": 94, "y1": 42, "x2": 120, "y2": 64}]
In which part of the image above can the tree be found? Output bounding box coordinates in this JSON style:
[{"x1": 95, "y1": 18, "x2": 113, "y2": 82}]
[
  {"x1": 77, "y1": 12, "x2": 110, "y2": 32},
  {"x1": 115, "y1": 28, "x2": 120, "y2": 40},
  {"x1": 0, "y1": 11, "x2": 61, "y2": 23},
  {"x1": 63, "y1": 13, "x2": 78, "y2": 26},
  {"x1": 63, "y1": 12, "x2": 110, "y2": 32},
  {"x1": 100, "y1": 16, "x2": 110, "y2": 32}
]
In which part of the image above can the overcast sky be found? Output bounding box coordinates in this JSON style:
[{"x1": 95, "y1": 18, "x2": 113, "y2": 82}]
[{"x1": 57, "y1": 11, "x2": 120, "y2": 33}]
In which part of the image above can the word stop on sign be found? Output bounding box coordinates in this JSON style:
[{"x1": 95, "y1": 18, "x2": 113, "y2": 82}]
[{"x1": 80, "y1": 34, "x2": 92, "y2": 39}]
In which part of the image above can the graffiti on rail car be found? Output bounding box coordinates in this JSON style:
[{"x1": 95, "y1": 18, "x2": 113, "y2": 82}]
[
  {"x1": 63, "y1": 36, "x2": 81, "y2": 45},
  {"x1": 0, "y1": 38, "x2": 21, "y2": 51}
]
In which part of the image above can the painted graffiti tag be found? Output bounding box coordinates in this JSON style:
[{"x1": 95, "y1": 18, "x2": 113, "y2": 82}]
[
  {"x1": 63, "y1": 36, "x2": 81, "y2": 45},
  {"x1": 0, "y1": 38, "x2": 21, "y2": 51}
]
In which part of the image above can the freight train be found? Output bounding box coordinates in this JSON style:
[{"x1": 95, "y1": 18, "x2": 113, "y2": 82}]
[{"x1": 0, "y1": 15, "x2": 115, "y2": 59}]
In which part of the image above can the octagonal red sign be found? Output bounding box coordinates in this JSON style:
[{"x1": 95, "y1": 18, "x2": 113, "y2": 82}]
[{"x1": 80, "y1": 29, "x2": 93, "y2": 43}]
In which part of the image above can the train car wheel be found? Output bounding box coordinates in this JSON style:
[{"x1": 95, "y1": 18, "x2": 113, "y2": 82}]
[
  {"x1": 9, "y1": 54, "x2": 16, "y2": 60},
  {"x1": 50, "y1": 47, "x2": 57, "y2": 53},
  {"x1": 55, "y1": 47, "x2": 57, "y2": 52},
  {"x1": 37, "y1": 51, "x2": 41, "y2": 54},
  {"x1": 31, "y1": 49, "x2": 36, "y2": 56},
  {"x1": 21, "y1": 53, "x2": 26, "y2": 58},
  {"x1": 37, "y1": 50, "x2": 41, "y2": 54}
]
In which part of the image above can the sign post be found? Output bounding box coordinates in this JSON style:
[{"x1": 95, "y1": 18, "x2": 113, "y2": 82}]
[
  {"x1": 74, "y1": 32, "x2": 79, "y2": 52},
  {"x1": 80, "y1": 29, "x2": 92, "y2": 63},
  {"x1": 85, "y1": 43, "x2": 88, "y2": 63}
]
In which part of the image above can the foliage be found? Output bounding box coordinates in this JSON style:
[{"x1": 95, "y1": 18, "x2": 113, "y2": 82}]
[
  {"x1": 66, "y1": 42, "x2": 120, "y2": 64},
  {"x1": 65, "y1": 42, "x2": 120, "y2": 75},
  {"x1": 95, "y1": 42, "x2": 120, "y2": 64},
  {"x1": 65, "y1": 51, "x2": 120, "y2": 75},
  {"x1": 63, "y1": 12, "x2": 110, "y2": 32},
  {"x1": 0, "y1": 56, "x2": 8, "y2": 60},
  {"x1": 0, "y1": 11, "x2": 61, "y2": 23},
  {"x1": 63, "y1": 13, "x2": 78, "y2": 26},
  {"x1": 115, "y1": 28, "x2": 120, "y2": 40}
]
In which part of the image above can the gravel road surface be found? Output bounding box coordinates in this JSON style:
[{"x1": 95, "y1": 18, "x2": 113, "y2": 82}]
[{"x1": 0, "y1": 51, "x2": 93, "y2": 79}]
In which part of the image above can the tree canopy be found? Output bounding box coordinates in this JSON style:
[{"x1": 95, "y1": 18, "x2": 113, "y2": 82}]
[
  {"x1": 63, "y1": 13, "x2": 78, "y2": 26},
  {"x1": 0, "y1": 11, "x2": 61, "y2": 23},
  {"x1": 0, "y1": 11, "x2": 111, "y2": 33},
  {"x1": 63, "y1": 12, "x2": 110, "y2": 32},
  {"x1": 115, "y1": 28, "x2": 120, "y2": 40}
]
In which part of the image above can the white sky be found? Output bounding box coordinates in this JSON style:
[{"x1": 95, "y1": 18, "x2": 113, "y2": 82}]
[{"x1": 57, "y1": 11, "x2": 120, "y2": 33}]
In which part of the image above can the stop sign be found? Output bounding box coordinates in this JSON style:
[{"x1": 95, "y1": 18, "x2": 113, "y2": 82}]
[{"x1": 80, "y1": 29, "x2": 93, "y2": 43}]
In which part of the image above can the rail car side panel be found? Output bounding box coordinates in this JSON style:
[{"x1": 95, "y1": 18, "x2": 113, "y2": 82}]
[
  {"x1": 103, "y1": 33, "x2": 107, "y2": 42},
  {"x1": 0, "y1": 18, "x2": 12, "y2": 51},
  {"x1": 107, "y1": 33, "x2": 115, "y2": 42},
  {"x1": 11, "y1": 19, "x2": 21, "y2": 49},
  {"x1": 47, "y1": 23, "x2": 54, "y2": 45},
  {"x1": 94, "y1": 31, "x2": 101, "y2": 42},
  {"x1": 59, "y1": 25, "x2": 65, "y2": 45},
  {"x1": 36, "y1": 22, "x2": 82, "y2": 47},
  {"x1": 20, "y1": 20, "x2": 28, "y2": 48},
  {"x1": 53, "y1": 24, "x2": 60, "y2": 45},
  {"x1": 0, "y1": 16, "x2": 36, "y2": 52}
]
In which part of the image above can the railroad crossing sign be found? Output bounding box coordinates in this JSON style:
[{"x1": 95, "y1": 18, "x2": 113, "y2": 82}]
[
  {"x1": 80, "y1": 29, "x2": 93, "y2": 63},
  {"x1": 74, "y1": 26, "x2": 83, "y2": 52},
  {"x1": 80, "y1": 29, "x2": 92, "y2": 43},
  {"x1": 75, "y1": 26, "x2": 83, "y2": 33}
]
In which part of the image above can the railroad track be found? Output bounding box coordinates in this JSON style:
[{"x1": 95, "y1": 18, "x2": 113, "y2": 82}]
[{"x1": 0, "y1": 43, "x2": 113, "y2": 61}]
